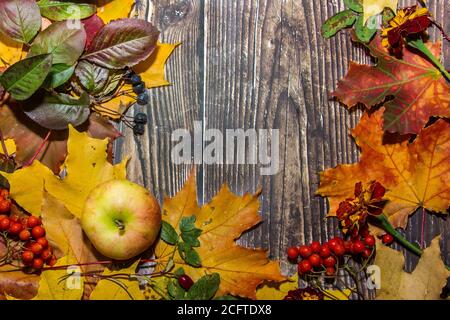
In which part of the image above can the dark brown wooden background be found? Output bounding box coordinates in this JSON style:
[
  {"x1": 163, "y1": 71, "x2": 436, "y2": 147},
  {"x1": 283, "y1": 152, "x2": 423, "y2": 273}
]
[{"x1": 115, "y1": 0, "x2": 449, "y2": 294}]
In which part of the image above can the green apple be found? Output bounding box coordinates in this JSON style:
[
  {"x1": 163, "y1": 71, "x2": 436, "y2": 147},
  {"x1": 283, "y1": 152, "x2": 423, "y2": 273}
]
[{"x1": 81, "y1": 179, "x2": 161, "y2": 260}]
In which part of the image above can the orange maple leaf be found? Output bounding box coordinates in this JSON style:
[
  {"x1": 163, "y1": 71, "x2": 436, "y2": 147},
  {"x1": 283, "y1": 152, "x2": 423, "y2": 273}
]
[
  {"x1": 333, "y1": 34, "x2": 450, "y2": 135},
  {"x1": 317, "y1": 108, "x2": 449, "y2": 229},
  {"x1": 155, "y1": 172, "x2": 285, "y2": 299}
]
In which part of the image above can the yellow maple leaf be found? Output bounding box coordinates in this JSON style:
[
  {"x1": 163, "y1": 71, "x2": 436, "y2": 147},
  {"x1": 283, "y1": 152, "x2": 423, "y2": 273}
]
[
  {"x1": 374, "y1": 236, "x2": 450, "y2": 300},
  {"x1": 134, "y1": 42, "x2": 180, "y2": 88},
  {"x1": 89, "y1": 260, "x2": 145, "y2": 300},
  {"x1": 154, "y1": 172, "x2": 285, "y2": 299},
  {"x1": 32, "y1": 255, "x2": 84, "y2": 300},
  {"x1": 95, "y1": 85, "x2": 135, "y2": 120},
  {"x1": 2, "y1": 126, "x2": 128, "y2": 218},
  {"x1": 97, "y1": 0, "x2": 135, "y2": 24},
  {"x1": 256, "y1": 274, "x2": 351, "y2": 300},
  {"x1": 0, "y1": 34, "x2": 23, "y2": 68},
  {"x1": 363, "y1": 0, "x2": 398, "y2": 23},
  {"x1": 0, "y1": 139, "x2": 16, "y2": 155},
  {"x1": 317, "y1": 108, "x2": 449, "y2": 229}
]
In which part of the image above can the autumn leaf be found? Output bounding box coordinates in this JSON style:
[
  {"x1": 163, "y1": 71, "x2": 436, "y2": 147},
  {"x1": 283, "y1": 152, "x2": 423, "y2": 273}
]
[
  {"x1": 256, "y1": 274, "x2": 351, "y2": 300},
  {"x1": 374, "y1": 235, "x2": 450, "y2": 299},
  {"x1": 41, "y1": 191, "x2": 104, "y2": 298},
  {"x1": 0, "y1": 33, "x2": 24, "y2": 68},
  {"x1": 362, "y1": 0, "x2": 398, "y2": 23},
  {"x1": 317, "y1": 108, "x2": 449, "y2": 229},
  {"x1": 0, "y1": 139, "x2": 15, "y2": 156},
  {"x1": 89, "y1": 260, "x2": 145, "y2": 300},
  {"x1": 154, "y1": 172, "x2": 285, "y2": 299},
  {"x1": 2, "y1": 125, "x2": 128, "y2": 218},
  {"x1": 0, "y1": 98, "x2": 121, "y2": 174},
  {"x1": 96, "y1": 0, "x2": 134, "y2": 24},
  {"x1": 333, "y1": 35, "x2": 449, "y2": 135},
  {"x1": 0, "y1": 265, "x2": 39, "y2": 300},
  {"x1": 134, "y1": 42, "x2": 180, "y2": 88}
]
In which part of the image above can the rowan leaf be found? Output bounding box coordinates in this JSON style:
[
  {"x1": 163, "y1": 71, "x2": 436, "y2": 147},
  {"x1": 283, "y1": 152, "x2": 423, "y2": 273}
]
[
  {"x1": 29, "y1": 21, "x2": 86, "y2": 66},
  {"x1": 374, "y1": 236, "x2": 450, "y2": 299},
  {"x1": 362, "y1": 0, "x2": 398, "y2": 24},
  {"x1": 154, "y1": 172, "x2": 285, "y2": 299},
  {"x1": 0, "y1": 54, "x2": 53, "y2": 101},
  {"x1": 333, "y1": 35, "x2": 449, "y2": 135},
  {"x1": 2, "y1": 125, "x2": 128, "y2": 218},
  {"x1": 38, "y1": 0, "x2": 96, "y2": 21},
  {"x1": 0, "y1": 100, "x2": 121, "y2": 174},
  {"x1": 96, "y1": 0, "x2": 134, "y2": 24},
  {"x1": 89, "y1": 260, "x2": 145, "y2": 300},
  {"x1": 317, "y1": 108, "x2": 450, "y2": 229},
  {"x1": 0, "y1": 0, "x2": 41, "y2": 43},
  {"x1": 82, "y1": 18, "x2": 159, "y2": 69}
]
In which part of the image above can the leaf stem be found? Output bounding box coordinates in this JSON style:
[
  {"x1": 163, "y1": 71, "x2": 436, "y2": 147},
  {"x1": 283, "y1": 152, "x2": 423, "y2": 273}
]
[
  {"x1": 407, "y1": 38, "x2": 450, "y2": 81},
  {"x1": 372, "y1": 214, "x2": 423, "y2": 256}
]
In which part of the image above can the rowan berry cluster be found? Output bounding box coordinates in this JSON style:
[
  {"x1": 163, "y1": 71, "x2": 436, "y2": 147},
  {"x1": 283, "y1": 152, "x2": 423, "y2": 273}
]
[{"x1": 0, "y1": 189, "x2": 56, "y2": 271}]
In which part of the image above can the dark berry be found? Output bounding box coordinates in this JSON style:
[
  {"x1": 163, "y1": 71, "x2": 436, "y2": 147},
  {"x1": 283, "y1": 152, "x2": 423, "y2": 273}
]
[
  {"x1": 133, "y1": 123, "x2": 145, "y2": 136},
  {"x1": 130, "y1": 74, "x2": 142, "y2": 86},
  {"x1": 133, "y1": 82, "x2": 146, "y2": 94},
  {"x1": 178, "y1": 274, "x2": 194, "y2": 290},
  {"x1": 137, "y1": 92, "x2": 149, "y2": 105},
  {"x1": 134, "y1": 112, "x2": 148, "y2": 125}
]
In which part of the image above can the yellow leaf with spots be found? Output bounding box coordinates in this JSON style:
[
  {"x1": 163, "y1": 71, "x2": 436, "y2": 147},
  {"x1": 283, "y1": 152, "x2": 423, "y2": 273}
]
[
  {"x1": 134, "y1": 42, "x2": 179, "y2": 88},
  {"x1": 155, "y1": 172, "x2": 285, "y2": 299},
  {"x1": 97, "y1": 0, "x2": 134, "y2": 24},
  {"x1": 363, "y1": 0, "x2": 398, "y2": 23},
  {"x1": 89, "y1": 260, "x2": 145, "y2": 300},
  {"x1": 375, "y1": 236, "x2": 450, "y2": 300},
  {"x1": 32, "y1": 255, "x2": 84, "y2": 300},
  {"x1": 2, "y1": 126, "x2": 128, "y2": 218},
  {"x1": 0, "y1": 34, "x2": 23, "y2": 68}
]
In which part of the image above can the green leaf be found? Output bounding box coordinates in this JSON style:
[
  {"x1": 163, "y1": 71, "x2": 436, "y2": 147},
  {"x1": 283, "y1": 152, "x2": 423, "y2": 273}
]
[
  {"x1": 82, "y1": 18, "x2": 160, "y2": 69},
  {"x1": 178, "y1": 242, "x2": 201, "y2": 267},
  {"x1": 38, "y1": 0, "x2": 96, "y2": 21},
  {"x1": 321, "y1": 10, "x2": 357, "y2": 39},
  {"x1": 168, "y1": 279, "x2": 186, "y2": 300},
  {"x1": 0, "y1": 0, "x2": 41, "y2": 43},
  {"x1": 0, "y1": 54, "x2": 53, "y2": 101},
  {"x1": 45, "y1": 63, "x2": 76, "y2": 88},
  {"x1": 29, "y1": 21, "x2": 86, "y2": 66},
  {"x1": 180, "y1": 228, "x2": 201, "y2": 247},
  {"x1": 173, "y1": 267, "x2": 185, "y2": 277},
  {"x1": 186, "y1": 273, "x2": 220, "y2": 300},
  {"x1": 179, "y1": 215, "x2": 196, "y2": 232},
  {"x1": 75, "y1": 60, "x2": 109, "y2": 94},
  {"x1": 354, "y1": 15, "x2": 377, "y2": 43},
  {"x1": 382, "y1": 8, "x2": 395, "y2": 27},
  {"x1": 161, "y1": 221, "x2": 179, "y2": 245},
  {"x1": 344, "y1": 0, "x2": 363, "y2": 13},
  {"x1": 23, "y1": 92, "x2": 91, "y2": 130}
]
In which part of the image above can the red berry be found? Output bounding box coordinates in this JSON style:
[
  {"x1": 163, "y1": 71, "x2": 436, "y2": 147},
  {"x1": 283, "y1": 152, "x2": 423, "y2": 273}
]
[
  {"x1": 24, "y1": 241, "x2": 34, "y2": 250},
  {"x1": 31, "y1": 243, "x2": 43, "y2": 255},
  {"x1": 20, "y1": 217, "x2": 29, "y2": 228},
  {"x1": 308, "y1": 254, "x2": 322, "y2": 268},
  {"x1": 326, "y1": 267, "x2": 336, "y2": 276},
  {"x1": 178, "y1": 274, "x2": 194, "y2": 290},
  {"x1": 0, "y1": 199, "x2": 10, "y2": 214},
  {"x1": 21, "y1": 251, "x2": 34, "y2": 263},
  {"x1": 27, "y1": 216, "x2": 41, "y2": 228},
  {"x1": 31, "y1": 226, "x2": 45, "y2": 239},
  {"x1": 9, "y1": 214, "x2": 19, "y2": 223},
  {"x1": 41, "y1": 249, "x2": 53, "y2": 261},
  {"x1": 362, "y1": 248, "x2": 373, "y2": 259},
  {"x1": 328, "y1": 237, "x2": 343, "y2": 249},
  {"x1": 332, "y1": 243, "x2": 346, "y2": 256},
  {"x1": 319, "y1": 245, "x2": 331, "y2": 258},
  {"x1": 298, "y1": 245, "x2": 313, "y2": 258},
  {"x1": 297, "y1": 260, "x2": 312, "y2": 274},
  {"x1": 32, "y1": 258, "x2": 44, "y2": 270},
  {"x1": 364, "y1": 235, "x2": 376, "y2": 247},
  {"x1": 287, "y1": 246, "x2": 299, "y2": 260},
  {"x1": 36, "y1": 238, "x2": 48, "y2": 248},
  {"x1": 382, "y1": 234, "x2": 394, "y2": 245},
  {"x1": 310, "y1": 241, "x2": 321, "y2": 253},
  {"x1": 0, "y1": 217, "x2": 10, "y2": 231},
  {"x1": 0, "y1": 214, "x2": 7, "y2": 220},
  {"x1": 8, "y1": 222, "x2": 23, "y2": 235},
  {"x1": 323, "y1": 256, "x2": 337, "y2": 268},
  {"x1": 344, "y1": 240, "x2": 353, "y2": 253},
  {"x1": 19, "y1": 229, "x2": 31, "y2": 241},
  {"x1": 352, "y1": 240, "x2": 365, "y2": 254}
]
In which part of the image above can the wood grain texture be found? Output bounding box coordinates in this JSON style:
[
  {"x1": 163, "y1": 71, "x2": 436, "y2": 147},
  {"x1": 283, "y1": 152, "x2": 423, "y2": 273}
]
[{"x1": 116, "y1": 0, "x2": 450, "y2": 298}]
